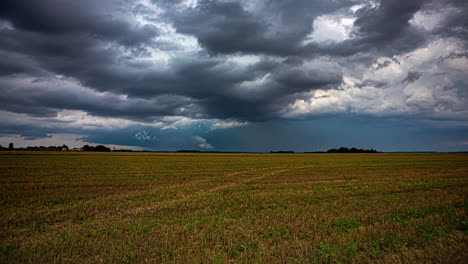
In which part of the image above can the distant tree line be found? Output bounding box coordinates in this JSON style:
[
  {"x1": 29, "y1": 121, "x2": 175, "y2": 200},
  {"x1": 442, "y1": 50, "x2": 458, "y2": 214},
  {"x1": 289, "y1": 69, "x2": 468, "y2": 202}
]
[
  {"x1": 326, "y1": 147, "x2": 378, "y2": 153},
  {"x1": 177, "y1": 150, "x2": 202, "y2": 153},
  {"x1": 82, "y1": 145, "x2": 111, "y2": 152},
  {"x1": 21, "y1": 145, "x2": 68, "y2": 151},
  {"x1": 0, "y1": 143, "x2": 112, "y2": 152},
  {"x1": 0, "y1": 143, "x2": 68, "y2": 151}
]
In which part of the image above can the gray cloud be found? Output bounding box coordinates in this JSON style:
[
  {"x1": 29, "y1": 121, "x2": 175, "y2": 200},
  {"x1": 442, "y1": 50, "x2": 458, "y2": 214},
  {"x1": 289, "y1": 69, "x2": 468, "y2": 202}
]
[
  {"x1": 194, "y1": 135, "x2": 213, "y2": 149},
  {"x1": 0, "y1": 0, "x2": 159, "y2": 46},
  {"x1": 169, "y1": 0, "x2": 347, "y2": 56},
  {"x1": 353, "y1": 0, "x2": 426, "y2": 43}
]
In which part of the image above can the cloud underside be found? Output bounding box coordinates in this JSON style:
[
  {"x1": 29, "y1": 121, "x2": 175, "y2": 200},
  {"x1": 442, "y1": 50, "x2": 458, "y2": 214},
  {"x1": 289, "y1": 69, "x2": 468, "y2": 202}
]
[{"x1": 0, "y1": 0, "x2": 467, "y2": 139}]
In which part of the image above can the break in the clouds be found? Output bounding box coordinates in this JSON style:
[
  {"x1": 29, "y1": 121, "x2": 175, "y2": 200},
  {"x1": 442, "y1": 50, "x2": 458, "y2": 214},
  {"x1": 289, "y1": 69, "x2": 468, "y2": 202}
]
[{"x1": 0, "y1": 0, "x2": 467, "y2": 151}]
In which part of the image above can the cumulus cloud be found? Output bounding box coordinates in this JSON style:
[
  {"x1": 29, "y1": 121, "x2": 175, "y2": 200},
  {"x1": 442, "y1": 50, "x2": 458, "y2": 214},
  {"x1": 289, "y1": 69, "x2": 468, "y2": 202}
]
[
  {"x1": 194, "y1": 135, "x2": 213, "y2": 149},
  {"x1": 284, "y1": 38, "x2": 468, "y2": 119}
]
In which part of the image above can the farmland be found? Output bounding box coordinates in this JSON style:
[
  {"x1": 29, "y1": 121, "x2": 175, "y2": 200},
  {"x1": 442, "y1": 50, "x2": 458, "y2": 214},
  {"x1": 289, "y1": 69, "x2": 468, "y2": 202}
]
[{"x1": 0, "y1": 152, "x2": 467, "y2": 263}]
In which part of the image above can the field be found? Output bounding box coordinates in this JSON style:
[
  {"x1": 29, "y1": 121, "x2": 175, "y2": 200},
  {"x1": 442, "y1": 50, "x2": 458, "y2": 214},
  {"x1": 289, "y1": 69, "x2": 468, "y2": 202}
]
[{"x1": 0, "y1": 152, "x2": 467, "y2": 263}]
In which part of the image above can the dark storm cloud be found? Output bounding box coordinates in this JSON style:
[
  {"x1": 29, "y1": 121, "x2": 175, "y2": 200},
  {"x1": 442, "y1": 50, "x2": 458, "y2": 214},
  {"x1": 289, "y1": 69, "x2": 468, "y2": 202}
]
[
  {"x1": 0, "y1": 0, "x2": 159, "y2": 46},
  {"x1": 171, "y1": 0, "x2": 353, "y2": 56},
  {"x1": 0, "y1": 17, "x2": 342, "y2": 121},
  {"x1": 0, "y1": 50, "x2": 44, "y2": 76},
  {"x1": 0, "y1": 123, "x2": 53, "y2": 140},
  {"x1": 0, "y1": 0, "x2": 467, "y2": 140},
  {"x1": 168, "y1": 0, "x2": 438, "y2": 57},
  {"x1": 172, "y1": 1, "x2": 272, "y2": 54},
  {"x1": 318, "y1": 0, "x2": 429, "y2": 57},
  {"x1": 353, "y1": 0, "x2": 427, "y2": 44},
  {"x1": 0, "y1": 76, "x2": 198, "y2": 121}
]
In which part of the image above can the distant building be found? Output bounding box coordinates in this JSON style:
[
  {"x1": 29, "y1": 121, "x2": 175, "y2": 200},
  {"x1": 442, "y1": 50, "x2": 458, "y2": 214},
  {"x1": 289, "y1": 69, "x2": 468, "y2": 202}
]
[{"x1": 62, "y1": 145, "x2": 69, "y2": 151}]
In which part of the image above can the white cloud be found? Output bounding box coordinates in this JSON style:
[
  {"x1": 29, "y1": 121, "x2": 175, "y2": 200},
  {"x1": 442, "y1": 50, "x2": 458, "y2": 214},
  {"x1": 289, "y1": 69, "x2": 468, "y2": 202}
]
[
  {"x1": 183, "y1": 0, "x2": 198, "y2": 9},
  {"x1": 0, "y1": 19, "x2": 14, "y2": 30},
  {"x1": 302, "y1": 5, "x2": 360, "y2": 45},
  {"x1": 304, "y1": 16, "x2": 356, "y2": 44},
  {"x1": 225, "y1": 54, "x2": 262, "y2": 68},
  {"x1": 120, "y1": 0, "x2": 202, "y2": 68},
  {"x1": 211, "y1": 120, "x2": 248, "y2": 130},
  {"x1": 0, "y1": 110, "x2": 146, "y2": 130},
  {"x1": 409, "y1": 5, "x2": 458, "y2": 32},
  {"x1": 284, "y1": 38, "x2": 468, "y2": 120},
  {"x1": 194, "y1": 136, "x2": 213, "y2": 149},
  {"x1": 236, "y1": 73, "x2": 272, "y2": 96}
]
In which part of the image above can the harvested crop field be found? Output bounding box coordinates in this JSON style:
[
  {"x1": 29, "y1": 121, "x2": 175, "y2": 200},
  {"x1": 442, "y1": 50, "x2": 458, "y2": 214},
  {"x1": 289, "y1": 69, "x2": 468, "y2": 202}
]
[{"x1": 1, "y1": 152, "x2": 467, "y2": 263}]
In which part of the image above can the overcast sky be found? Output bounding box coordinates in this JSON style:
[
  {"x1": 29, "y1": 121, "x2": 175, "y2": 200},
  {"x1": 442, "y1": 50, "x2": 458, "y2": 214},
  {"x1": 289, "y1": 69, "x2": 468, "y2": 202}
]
[{"x1": 0, "y1": 0, "x2": 467, "y2": 152}]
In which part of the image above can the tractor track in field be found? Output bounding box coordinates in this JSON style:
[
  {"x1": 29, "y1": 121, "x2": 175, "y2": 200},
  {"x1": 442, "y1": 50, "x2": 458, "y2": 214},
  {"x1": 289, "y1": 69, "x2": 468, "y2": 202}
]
[
  {"x1": 97, "y1": 166, "x2": 291, "y2": 202},
  {"x1": 25, "y1": 165, "x2": 318, "y2": 230},
  {"x1": 128, "y1": 165, "x2": 317, "y2": 216}
]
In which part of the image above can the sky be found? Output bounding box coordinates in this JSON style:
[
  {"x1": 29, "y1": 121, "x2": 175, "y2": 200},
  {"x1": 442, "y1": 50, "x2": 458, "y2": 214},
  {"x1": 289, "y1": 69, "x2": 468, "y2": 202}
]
[{"x1": 0, "y1": 0, "x2": 467, "y2": 152}]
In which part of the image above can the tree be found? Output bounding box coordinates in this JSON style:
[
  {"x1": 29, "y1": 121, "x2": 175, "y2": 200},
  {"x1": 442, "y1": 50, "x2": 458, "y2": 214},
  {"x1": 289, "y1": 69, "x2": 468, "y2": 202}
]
[
  {"x1": 8, "y1": 142, "x2": 13, "y2": 150},
  {"x1": 95, "y1": 145, "x2": 111, "y2": 152},
  {"x1": 82, "y1": 144, "x2": 110, "y2": 152}
]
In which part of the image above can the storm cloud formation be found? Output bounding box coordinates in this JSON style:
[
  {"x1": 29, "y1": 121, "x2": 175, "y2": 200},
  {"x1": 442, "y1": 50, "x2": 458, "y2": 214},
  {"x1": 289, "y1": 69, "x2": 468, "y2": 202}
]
[{"x1": 0, "y1": 0, "x2": 467, "y2": 150}]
